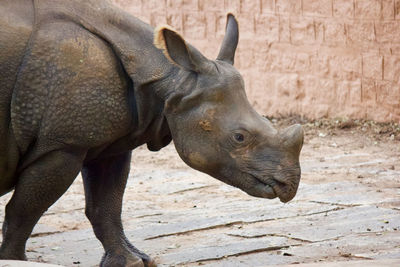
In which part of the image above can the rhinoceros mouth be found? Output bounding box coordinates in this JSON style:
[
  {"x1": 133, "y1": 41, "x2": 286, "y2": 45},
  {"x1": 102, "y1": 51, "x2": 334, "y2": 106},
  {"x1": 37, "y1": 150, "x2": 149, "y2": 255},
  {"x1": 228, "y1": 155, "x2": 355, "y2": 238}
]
[
  {"x1": 267, "y1": 178, "x2": 292, "y2": 203},
  {"x1": 247, "y1": 174, "x2": 294, "y2": 203},
  {"x1": 242, "y1": 174, "x2": 277, "y2": 200}
]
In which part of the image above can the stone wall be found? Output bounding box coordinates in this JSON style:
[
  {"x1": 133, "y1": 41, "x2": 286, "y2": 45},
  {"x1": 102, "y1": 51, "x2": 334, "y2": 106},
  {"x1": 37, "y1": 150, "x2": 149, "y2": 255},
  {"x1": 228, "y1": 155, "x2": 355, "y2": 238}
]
[{"x1": 113, "y1": 0, "x2": 400, "y2": 122}]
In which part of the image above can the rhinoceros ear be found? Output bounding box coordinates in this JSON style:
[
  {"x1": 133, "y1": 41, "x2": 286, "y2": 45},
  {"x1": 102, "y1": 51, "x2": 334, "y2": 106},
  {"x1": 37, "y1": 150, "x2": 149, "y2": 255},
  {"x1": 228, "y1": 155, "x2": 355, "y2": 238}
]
[
  {"x1": 154, "y1": 25, "x2": 210, "y2": 72},
  {"x1": 216, "y1": 13, "x2": 239, "y2": 65}
]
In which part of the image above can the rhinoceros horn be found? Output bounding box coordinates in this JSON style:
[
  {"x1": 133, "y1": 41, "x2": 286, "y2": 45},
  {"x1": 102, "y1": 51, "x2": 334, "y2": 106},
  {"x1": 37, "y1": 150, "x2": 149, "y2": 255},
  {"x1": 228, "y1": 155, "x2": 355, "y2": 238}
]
[
  {"x1": 281, "y1": 124, "x2": 304, "y2": 155},
  {"x1": 216, "y1": 13, "x2": 239, "y2": 65}
]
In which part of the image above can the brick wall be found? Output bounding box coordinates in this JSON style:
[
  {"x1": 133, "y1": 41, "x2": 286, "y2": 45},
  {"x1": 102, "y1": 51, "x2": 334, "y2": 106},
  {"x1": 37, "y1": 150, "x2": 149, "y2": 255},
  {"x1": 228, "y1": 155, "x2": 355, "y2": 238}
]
[{"x1": 113, "y1": 0, "x2": 400, "y2": 122}]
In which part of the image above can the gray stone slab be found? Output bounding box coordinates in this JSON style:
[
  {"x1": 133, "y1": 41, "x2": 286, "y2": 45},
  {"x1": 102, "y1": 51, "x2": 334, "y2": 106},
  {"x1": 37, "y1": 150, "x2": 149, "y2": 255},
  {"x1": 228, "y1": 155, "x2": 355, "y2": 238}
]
[
  {"x1": 0, "y1": 261, "x2": 63, "y2": 267},
  {"x1": 295, "y1": 181, "x2": 399, "y2": 206},
  {"x1": 125, "y1": 201, "x2": 337, "y2": 240},
  {"x1": 227, "y1": 205, "x2": 400, "y2": 242},
  {"x1": 265, "y1": 259, "x2": 400, "y2": 267},
  {"x1": 284, "y1": 231, "x2": 400, "y2": 262},
  {"x1": 26, "y1": 228, "x2": 102, "y2": 267},
  {"x1": 158, "y1": 237, "x2": 294, "y2": 266},
  {"x1": 192, "y1": 232, "x2": 400, "y2": 267}
]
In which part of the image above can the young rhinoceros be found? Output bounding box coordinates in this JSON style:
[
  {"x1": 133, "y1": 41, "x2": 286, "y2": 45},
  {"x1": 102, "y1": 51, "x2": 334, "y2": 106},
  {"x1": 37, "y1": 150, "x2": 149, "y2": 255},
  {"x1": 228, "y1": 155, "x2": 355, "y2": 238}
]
[{"x1": 0, "y1": 0, "x2": 304, "y2": 266}]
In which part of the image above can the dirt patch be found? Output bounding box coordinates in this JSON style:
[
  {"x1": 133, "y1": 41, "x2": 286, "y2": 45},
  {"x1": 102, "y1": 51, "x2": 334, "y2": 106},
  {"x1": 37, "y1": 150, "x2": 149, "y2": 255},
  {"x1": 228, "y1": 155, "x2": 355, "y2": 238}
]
[{"x1": 267, "y1": 115, "x2": 400, "y2": 141}]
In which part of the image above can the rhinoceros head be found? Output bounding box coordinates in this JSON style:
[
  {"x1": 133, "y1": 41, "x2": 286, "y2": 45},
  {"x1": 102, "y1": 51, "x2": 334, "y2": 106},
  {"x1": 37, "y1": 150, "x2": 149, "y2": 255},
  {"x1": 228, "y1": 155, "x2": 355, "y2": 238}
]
[{"x1": 154, "y1": 14, "x2": 304, "y2": 203}]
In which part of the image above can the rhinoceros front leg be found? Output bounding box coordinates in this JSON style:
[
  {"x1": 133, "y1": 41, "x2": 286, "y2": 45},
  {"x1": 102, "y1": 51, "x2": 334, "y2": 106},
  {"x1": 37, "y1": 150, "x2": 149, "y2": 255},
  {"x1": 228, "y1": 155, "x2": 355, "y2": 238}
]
[
  {"x1": 82, "y1": 151, "x2": 156, "y2": 267},
  {"x1": 0, "y1": 148, "x2": 85, "y2": 260}
]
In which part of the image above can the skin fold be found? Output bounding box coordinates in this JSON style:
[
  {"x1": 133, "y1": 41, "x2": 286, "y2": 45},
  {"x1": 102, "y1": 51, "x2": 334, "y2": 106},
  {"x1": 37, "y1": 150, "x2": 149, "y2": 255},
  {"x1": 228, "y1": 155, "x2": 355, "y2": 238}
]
[{"x1": 0, "y1": 0, "x2": 304, "y2": 266}]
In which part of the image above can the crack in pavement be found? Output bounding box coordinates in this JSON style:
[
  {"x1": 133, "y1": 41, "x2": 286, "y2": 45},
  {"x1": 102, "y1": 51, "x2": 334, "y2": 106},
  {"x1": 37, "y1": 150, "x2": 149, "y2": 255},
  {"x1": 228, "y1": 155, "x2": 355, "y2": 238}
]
[
  {"x1": 168, "y1": 185, "x2": 216, "y2": 195},
  {"x1": 193, "y1": 245, "x2": 293, "y2": 264},
  {"x1": 225, "y1": 229, "x2": 400, "y2": 246},
  {"x1": 338, "y1": 252, "x2": 374, "y2": 260},
  {"x1": 134, "y1": 213, "x2": 163, "y2": 218},
  {"x1": 145, "y1": 221, "x2": 243, "y2": 240},
  {"x1": 226, "y1": 233, "x2": 313, "y2": 243},
  {"x1": 309, "y1": 200, "x2": 362, "y2": 208},
  {"x1": 30, "y1": 231, "x2": 63, "y2": 238},
  {"x1": 43, "y1": 207, "x2": 84, "y2": 216}
]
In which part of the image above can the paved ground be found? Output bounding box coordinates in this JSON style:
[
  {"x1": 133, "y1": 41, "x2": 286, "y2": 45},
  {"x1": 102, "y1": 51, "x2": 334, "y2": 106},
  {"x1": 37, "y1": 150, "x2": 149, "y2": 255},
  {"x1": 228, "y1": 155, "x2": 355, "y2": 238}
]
[
  {"x1": 0, "y1": 260, "x2": 62, "y2": 266},
  {"x1": 0, "y1": 123, "x2": 399, "y2": 266}
]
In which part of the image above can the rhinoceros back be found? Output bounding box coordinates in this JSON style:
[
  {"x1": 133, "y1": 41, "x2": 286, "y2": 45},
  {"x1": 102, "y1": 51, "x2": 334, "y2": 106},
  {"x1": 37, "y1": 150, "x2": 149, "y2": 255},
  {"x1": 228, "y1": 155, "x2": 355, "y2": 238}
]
[
  {"x1": 0, "y1": 0, "x2": 34, "y2": 194},
  {"x1": 0, "y1": 0, "x2": 34, "y2": 119}
]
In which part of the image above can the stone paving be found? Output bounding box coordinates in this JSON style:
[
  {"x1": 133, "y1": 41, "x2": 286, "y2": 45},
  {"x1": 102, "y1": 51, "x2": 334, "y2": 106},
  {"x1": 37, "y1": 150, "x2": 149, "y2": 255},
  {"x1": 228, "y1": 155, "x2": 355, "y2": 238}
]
[{"x1": 0, "y1": 131, "x2": 399, "y2": 266}]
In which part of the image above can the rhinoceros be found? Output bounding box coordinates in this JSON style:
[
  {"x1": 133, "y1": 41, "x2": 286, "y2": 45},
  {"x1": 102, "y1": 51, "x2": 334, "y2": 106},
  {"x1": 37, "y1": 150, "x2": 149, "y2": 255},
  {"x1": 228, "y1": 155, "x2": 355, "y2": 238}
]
[{"x1": 0, "y1": 0, "x2": 304, "y2": 266}]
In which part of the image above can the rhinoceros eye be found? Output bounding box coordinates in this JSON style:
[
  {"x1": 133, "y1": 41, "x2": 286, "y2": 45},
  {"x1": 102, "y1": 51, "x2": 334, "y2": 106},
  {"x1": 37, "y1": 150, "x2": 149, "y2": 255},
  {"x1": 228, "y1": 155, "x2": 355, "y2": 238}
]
[
  {"x1": 234, "y1": 133, "x2": 245, "y2": 142},
  {"x1": 231, "y1": 129, "x2": 254, "y2": 147}
]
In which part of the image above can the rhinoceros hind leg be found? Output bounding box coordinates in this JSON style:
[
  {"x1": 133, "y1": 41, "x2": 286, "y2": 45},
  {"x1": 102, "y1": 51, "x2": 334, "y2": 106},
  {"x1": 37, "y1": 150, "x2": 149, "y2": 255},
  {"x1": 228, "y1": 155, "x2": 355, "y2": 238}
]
[
  {"x1": 82, "y1": 152, "x2": 156, "y2": 267},
  {"x1": 0, "y1": 148, "x2": 85, "y2": 260}
]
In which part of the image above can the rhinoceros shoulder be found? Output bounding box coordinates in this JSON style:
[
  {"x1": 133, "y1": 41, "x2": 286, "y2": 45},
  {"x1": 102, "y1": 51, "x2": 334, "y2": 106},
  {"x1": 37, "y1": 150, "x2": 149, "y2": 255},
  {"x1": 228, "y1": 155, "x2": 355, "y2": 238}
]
[{"x1": 11, "y1": 18, "x2": 133, "y2": 154}]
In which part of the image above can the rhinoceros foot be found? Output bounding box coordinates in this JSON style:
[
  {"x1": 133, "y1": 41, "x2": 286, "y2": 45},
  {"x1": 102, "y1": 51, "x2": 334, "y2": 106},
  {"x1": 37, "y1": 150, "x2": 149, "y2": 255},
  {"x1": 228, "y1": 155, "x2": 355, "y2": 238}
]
[
  {"x1": 0, "y1": 247, "x2": 27, "y2": 261},
  {"x1": 101, "y1": 251, "x2": 143, "y2": 267},
  {"x1": 124, "y1": 241, "x2": 157, "y2": 267},
  {"x1": 100, "y1": 246, "x2": 156, "y2": 267}
]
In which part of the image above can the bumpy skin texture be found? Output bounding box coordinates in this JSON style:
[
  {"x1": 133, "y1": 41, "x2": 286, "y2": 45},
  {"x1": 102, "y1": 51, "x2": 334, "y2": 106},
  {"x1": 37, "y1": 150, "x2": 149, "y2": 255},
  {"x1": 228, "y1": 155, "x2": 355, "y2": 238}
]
[{"x1": 0, "y1": 0, "x2": 304, "y2": 266}]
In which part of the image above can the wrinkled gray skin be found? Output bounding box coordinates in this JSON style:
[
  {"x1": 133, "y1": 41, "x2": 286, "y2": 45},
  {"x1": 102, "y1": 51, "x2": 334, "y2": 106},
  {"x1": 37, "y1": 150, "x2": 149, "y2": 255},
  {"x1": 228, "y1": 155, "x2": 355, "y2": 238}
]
[{"x1": 0, "y1": 0, "x2": 304, "y2": 266}]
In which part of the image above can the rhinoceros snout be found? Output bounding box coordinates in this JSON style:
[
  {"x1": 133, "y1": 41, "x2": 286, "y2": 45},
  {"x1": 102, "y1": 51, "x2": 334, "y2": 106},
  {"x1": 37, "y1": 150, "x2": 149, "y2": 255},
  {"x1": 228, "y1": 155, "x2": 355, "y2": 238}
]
[
  {"x1": 272, "y1": 168, "x2": 301, "y2": 203},
  {"x1": 260, "y1": 123, "x2": 303, "y2": 203}
]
